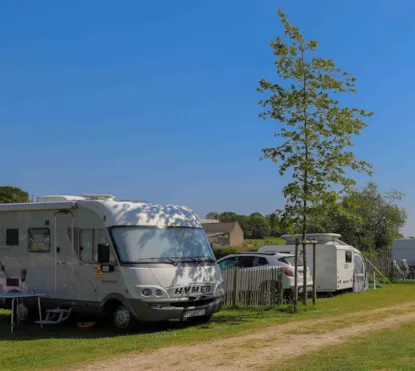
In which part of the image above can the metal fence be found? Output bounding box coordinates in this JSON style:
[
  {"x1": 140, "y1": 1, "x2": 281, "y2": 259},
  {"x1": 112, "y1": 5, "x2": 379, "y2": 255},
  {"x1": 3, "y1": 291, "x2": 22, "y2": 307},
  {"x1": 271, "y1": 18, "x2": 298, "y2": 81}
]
[{"x1": 221, "y1": 267, "x2": 284, "y2": 308}]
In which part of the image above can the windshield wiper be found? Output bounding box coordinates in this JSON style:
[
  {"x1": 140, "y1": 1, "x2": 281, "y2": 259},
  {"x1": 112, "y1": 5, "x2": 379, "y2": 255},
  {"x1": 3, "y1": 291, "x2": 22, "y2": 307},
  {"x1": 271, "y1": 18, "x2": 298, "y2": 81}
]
[
  {"x1": 138, "y1": 257, "x2": 178, "y2": 266},
  {"x1": 191, "y1": 256, "x2": 216, "y2": 263}
]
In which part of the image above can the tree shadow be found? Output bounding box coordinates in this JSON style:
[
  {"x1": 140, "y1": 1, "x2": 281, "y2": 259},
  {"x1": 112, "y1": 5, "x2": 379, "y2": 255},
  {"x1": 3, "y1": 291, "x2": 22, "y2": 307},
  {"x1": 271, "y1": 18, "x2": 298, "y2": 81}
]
[
  {"x1": 109, "y1": 201, "x2": 218, "y2": 288},
  {"x1": 0, "y1": 311, "x2": 231, "y2": 341}
]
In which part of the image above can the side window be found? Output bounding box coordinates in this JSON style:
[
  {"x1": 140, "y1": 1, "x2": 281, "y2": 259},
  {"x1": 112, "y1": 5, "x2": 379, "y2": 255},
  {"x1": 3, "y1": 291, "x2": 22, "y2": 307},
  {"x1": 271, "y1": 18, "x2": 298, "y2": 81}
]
[
  {"x1": 238, "y1": 256, "x2": 254, "y2": 268},
  {"x1": 80, "y1": 229, "x2": 93, "y2": 261},
  {"x1": 6, "y1": 229, "x2": 19, "y2": 246},
  {"x1": 218, "y1": 257, "x2": 239, "y2": 269},
  {"x1": 79, "y1": 229, "x2": 110, "y2": 262},
  {"x1": 345, "y1": 251, "x2": 352, "y2": 263},
  {"x1": 28, "y1": 228, "x2": 50, "y2": 252},
  {"x1": 253, "y1": 257, "x2": 268, "y2": 267}
]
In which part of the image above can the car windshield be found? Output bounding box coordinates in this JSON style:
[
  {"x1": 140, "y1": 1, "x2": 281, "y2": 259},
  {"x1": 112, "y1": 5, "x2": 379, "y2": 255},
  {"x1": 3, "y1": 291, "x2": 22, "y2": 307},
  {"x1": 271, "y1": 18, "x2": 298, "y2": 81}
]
[
  {"x1": 111, "y1": 226, "x2": 215, "y2": 263},
  {"x1": 279, "y1": 256, "x2": 304, "y2": 267}
]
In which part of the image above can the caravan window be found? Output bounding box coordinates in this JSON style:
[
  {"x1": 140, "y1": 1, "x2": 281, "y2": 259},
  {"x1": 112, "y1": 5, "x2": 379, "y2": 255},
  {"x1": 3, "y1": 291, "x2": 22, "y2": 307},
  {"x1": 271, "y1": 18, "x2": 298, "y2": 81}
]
[
  {"x1": 6, "y1": 229, "x2": 19, "y2": 246},
  {"x1": 28, "y1": 228, "x2": 50, "y2": 252},
  {"x1": 79, "y1": 229, "x2": 110, "y2": 262},
  {"x1": 345, "y1": 251, "x2": 352, "y2": 263}
]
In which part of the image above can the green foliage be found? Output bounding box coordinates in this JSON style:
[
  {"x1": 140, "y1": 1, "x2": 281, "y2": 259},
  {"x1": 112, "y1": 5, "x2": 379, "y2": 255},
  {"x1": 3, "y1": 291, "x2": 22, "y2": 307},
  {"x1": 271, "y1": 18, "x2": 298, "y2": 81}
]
[
  {"x1": 257, "y1": 9, "x2": 373, "y2": 241},
  {"x1": 212, "y1": 246, "x2": 237, "y2": 259},
  {"x1": 236, "y1": 215, "x2": 253, "y2": 238},
  {"x1": 219, "y1": 212, "x2": 238, "y2": 221},
  {"x1": 0, "y1": 186, "x2": 30, "y2": 203},
  {"x1": 244, "y1": 237, "x2": 287, "y2": 247},
  {"x1": 234, "y1": 212, "x2": 272, "y2": 239},
  {"x1": 308, "y1": 182, "x2": 407, "y2": 254},
  {"x1": 249, "y1": 213, "x2": 271, "y2": 239},
  {"x1": 205, "y1": 212, "x2": 219, "y2": 219}
]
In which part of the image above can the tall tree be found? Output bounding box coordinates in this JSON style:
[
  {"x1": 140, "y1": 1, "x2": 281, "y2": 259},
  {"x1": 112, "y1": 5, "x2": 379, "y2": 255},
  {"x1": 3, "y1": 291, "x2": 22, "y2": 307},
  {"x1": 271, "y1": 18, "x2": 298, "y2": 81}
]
[
  {"x1": 0, "y1": 186, "x2": 30, "y2": 203},
  {"x1": 237, "y1": 215, "x2": 253, "y2": 238},
  {"x1": 219, "y1": 212, "x2": 238, "y2": 221},
  {"x1": 250, "y1": 214, "x2": 271, "y2": 239},
  {"x1": 257, "y1": 9, "x2": 373, "y2": 245},
  {"x1": 336, "y1": 182, "x2": 406, "y2": 255}
]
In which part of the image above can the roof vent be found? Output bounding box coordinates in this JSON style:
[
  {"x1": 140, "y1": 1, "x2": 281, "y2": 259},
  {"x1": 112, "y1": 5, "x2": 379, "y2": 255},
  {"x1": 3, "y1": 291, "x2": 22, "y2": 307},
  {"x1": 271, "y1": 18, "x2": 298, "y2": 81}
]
[
  {"x1": 81, "y1": 194, "x2": 116, "y2": 201},
  {"x1": 37, "y1": 195, "x2": 86, "y2": 202}
]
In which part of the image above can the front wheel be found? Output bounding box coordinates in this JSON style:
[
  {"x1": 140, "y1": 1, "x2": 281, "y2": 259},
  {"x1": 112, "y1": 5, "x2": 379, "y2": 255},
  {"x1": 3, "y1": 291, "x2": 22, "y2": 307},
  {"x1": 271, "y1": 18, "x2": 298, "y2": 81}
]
[{"x1": 112, "y1": 305, "x2": 139, "y2": 333}]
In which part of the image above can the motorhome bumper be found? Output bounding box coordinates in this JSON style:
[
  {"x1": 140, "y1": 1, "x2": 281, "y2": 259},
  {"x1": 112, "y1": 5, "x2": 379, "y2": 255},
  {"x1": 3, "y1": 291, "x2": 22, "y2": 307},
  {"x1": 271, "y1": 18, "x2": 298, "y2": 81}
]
[{"x1": 128, "y1": 296, "x2": 223, "y2": 322}]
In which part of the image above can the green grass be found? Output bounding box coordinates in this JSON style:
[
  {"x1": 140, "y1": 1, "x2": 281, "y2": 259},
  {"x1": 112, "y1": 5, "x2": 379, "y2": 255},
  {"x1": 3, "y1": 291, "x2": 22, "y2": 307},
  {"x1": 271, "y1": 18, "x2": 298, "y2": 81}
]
[
  {"x1": 1, "y1": 286, "x2": 415, "y2": 371},
  {"x1": 243, "y1": 237, "x2": 286, "y2": 248},
  {"x1": 270, "y1": 321, "x2": 415, "y2": 371}
]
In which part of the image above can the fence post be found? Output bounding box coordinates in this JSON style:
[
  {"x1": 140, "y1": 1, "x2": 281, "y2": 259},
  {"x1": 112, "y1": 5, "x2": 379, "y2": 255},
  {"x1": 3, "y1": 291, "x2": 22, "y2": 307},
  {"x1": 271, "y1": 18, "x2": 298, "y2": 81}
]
[
  {"x1": 277, "y1": 268, "x2": 284, "y2": 305},
  {"x1": 293, "y1": 239, "x2": 299, "y2": 313},
  {"x1": 302, "y1": 241, "x2": 307, "y2": 306},
  {"x1": 312, "y1": 241, "x2": 317, "y2": 306},
  {"x1": 232, "y1": 268, "x2": 238, "y2": 308}
]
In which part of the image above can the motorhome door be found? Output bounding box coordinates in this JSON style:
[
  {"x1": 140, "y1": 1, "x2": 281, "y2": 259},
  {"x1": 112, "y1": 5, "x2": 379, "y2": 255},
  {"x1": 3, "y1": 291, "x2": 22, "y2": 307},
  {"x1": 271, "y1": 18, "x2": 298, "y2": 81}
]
[{"x1": 54, "y1": 212, "x2": 76, "y2": 299}]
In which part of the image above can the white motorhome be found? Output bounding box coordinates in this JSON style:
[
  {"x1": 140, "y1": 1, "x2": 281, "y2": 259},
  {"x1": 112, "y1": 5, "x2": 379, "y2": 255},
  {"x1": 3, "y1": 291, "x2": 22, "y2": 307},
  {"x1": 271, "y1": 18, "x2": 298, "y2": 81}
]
[
  {"x1": 258, "y1": 233, "x2": 368, "y2": 293},
  {"x1": 0, "y1": 194, "x2": 224, "y2": 332}
]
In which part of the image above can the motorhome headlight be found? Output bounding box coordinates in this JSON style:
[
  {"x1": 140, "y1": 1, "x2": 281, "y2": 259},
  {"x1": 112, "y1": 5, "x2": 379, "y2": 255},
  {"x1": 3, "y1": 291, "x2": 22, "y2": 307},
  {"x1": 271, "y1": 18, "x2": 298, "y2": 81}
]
[
  {"x1": 155, "y1": 289, "x2": 163, "y2": 296},
  {"x1": 142, "y1": 288, "x2": 152, "y2": 296}
]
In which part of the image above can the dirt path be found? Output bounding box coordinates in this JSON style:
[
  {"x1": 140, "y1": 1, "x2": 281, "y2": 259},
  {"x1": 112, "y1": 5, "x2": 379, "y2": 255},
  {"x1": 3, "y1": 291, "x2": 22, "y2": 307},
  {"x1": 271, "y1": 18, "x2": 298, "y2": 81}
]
[{"x1": 73, "y1": 301, "x2": 415, "y2": 371}]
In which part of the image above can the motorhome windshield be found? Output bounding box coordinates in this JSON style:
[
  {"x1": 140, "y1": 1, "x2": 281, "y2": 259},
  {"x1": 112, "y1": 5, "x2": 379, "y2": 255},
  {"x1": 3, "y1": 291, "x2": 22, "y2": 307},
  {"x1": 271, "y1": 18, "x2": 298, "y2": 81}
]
[{"x1": 111, "y1": 226, "x2": 216, "y2": 263}]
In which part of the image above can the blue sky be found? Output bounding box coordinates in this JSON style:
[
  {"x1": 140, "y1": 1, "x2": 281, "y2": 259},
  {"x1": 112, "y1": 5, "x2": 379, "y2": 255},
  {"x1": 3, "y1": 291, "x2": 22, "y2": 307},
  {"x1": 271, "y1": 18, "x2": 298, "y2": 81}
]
[{"x1": 1, "y1": 0, "x2": 414, "y2": 234}]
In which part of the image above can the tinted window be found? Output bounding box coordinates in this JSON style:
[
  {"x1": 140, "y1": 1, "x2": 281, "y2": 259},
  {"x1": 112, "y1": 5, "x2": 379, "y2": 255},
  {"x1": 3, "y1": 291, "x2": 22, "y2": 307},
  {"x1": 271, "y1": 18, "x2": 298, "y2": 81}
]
[
  {"x1": 238, "y1": 256, "x2": 255, "y2": 268},
  {"x1": 253, "y1": 257, "x2": 268, "y2": 267},
  {"x1": 218, "y1": 257, "x2": 239, "y2": 269},
  {"x1": 345, "y1": 251, "x2": 352, "y2": 263},
  {"x1": 6, "y1": 229, "x2": 19, "y2": 246}
]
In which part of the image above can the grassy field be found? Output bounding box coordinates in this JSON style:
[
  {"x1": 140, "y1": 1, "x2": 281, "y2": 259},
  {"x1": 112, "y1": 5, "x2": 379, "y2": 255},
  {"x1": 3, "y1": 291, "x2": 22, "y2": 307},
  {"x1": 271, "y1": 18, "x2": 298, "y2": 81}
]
[
  {"x1": 1, "y1": 285, "x2": 415, "y2": 370},
  {"x1": 244, "y1": 237, "x2": 286, "y2": 247},
  {"x1": 272, "y1": 320, "x2": 415, "y2": 371}
]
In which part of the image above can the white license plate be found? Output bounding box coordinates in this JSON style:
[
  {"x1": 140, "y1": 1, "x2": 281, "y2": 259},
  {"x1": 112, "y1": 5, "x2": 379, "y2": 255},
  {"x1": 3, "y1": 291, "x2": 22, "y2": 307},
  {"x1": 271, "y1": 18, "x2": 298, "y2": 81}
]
[{"x1": 183, "y1": 309, "x2": 206, "y2": 318}]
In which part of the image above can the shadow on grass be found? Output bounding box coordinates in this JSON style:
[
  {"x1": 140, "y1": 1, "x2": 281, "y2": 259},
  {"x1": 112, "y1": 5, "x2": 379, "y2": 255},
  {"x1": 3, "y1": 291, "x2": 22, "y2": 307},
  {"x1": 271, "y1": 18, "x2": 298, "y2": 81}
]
[{"x1": 0, "y1": 309, "x2": 260, "y2": 341}]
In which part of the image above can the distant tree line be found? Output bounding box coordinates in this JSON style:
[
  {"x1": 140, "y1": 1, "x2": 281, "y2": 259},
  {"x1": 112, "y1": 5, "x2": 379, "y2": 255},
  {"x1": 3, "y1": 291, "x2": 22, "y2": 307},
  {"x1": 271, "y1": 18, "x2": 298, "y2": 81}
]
[{"x1": 206, "y1": 182, "x2": 407, "y2": 255}]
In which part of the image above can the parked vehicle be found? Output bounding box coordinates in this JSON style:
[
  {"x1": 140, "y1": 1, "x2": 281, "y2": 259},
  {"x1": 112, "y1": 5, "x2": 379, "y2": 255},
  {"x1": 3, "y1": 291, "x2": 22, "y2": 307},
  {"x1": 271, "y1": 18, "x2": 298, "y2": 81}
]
[
  {"x1": 0, "y1": 194, "x2": 224, "y2": 332},
  {"x1": 259, "y1": 233, "x2": 368, "y2": 293},
  {"x1": 216, "y1": 252, "x2": 313, "y2": 295}
]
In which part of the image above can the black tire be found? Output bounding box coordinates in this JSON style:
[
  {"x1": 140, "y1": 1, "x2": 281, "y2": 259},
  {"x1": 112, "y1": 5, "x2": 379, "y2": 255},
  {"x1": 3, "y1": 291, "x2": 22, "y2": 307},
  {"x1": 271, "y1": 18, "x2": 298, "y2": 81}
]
[
  {"x1": 187, "y1": 314, "x2": 212, "y2": 324},
  {"x1": 112, "y1": 304, "x2": 139, "y2": 333}
]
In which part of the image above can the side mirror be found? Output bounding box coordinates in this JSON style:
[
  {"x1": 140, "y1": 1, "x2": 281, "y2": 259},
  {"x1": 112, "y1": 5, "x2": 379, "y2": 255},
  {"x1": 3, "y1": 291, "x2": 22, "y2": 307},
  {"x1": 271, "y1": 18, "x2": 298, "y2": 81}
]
[{"x1": 97, "y1": 243, "x2": 110, "y2": 264}]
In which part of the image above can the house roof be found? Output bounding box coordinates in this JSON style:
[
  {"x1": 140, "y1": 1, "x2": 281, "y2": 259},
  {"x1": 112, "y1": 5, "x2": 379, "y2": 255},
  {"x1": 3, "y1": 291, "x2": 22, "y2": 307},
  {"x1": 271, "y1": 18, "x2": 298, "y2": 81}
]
[
  {"x1": 205, "y1": 232, "x2": 228, "y2": 238},
  {"x1": 202, "y1": 221, "x2": 238, "y2": 234}
]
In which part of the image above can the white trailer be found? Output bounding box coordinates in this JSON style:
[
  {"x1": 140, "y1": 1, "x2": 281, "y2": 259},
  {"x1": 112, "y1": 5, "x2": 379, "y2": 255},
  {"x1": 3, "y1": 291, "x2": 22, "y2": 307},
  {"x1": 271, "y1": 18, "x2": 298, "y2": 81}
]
[
  {"x1": 0, "y1": 194, "x2": 224, "y2": 332},
  {"x1": 258, "y1": 233, "x2": 368, "y2": 293}
]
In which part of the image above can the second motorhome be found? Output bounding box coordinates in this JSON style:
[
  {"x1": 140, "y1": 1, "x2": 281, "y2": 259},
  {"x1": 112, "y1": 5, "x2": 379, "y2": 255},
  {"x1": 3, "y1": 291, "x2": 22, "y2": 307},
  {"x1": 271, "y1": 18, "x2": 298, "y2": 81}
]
[{"x1": 0, "y1": 194, "x2": 224, "y2": 332}]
